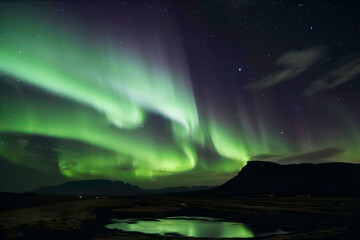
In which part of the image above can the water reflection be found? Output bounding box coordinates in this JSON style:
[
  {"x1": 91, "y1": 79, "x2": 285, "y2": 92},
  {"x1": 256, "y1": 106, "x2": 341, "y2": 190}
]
[{"x1": 106, "y1": 216, "x2": 254, "y2": 238}]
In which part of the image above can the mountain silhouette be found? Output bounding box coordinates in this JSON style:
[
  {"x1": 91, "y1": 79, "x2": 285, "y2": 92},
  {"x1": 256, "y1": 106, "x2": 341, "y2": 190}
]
[
  {"x1": 212, "y1": 161, "x2": 360, "y2": 196},
  {"x1": 32, "y1": 161, "x2": 360, "y2": 197},
  {"x1": 33, "y1": 179, "x2": 212, "y2": 196},
  {"x1": 33, "y1": 179, "x2": 143, "y2": 196}
]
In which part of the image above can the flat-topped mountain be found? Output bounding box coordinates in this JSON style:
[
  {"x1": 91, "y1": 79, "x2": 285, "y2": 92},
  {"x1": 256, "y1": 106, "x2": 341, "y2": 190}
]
[{"x1": 213, "y1": 161, "x2": 360, "y2": 197}]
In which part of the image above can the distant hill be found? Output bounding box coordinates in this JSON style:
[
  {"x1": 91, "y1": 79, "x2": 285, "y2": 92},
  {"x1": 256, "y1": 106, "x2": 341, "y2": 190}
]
[
  {"x1": 212, "y1": 161, "x2": 360, "y2": 197},
  {"x1": 33, "y1": 179, "x2": 143, "y2": 196},
  {"x1": 32, "y1": 179, "x2": 213, "y2": 196}
]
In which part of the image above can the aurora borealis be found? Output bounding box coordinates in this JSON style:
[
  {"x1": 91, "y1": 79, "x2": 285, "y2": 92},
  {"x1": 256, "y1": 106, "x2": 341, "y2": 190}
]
[{"x1": 0, "y1": 1, "x2": 359, "y2": 192}]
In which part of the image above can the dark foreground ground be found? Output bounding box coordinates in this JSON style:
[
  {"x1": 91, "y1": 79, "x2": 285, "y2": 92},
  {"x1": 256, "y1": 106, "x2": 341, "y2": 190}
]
[{"x1": 0, "y1": 194, "x2": 359, "y2": 239}]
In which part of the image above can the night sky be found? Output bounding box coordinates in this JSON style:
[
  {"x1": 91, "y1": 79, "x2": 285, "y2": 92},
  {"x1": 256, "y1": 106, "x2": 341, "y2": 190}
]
[{"x1": 0, "y1": 0, "x2": 359, "y2": 192}]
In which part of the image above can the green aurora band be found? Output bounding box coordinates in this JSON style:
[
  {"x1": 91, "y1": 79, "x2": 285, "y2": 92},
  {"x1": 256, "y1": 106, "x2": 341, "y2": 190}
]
[
  {"x1": 0, "y1": 5, "x2": 358, "y2": 188},
  {"x1": 0, "y1": 8, "x2": 247, "y2": 187}
]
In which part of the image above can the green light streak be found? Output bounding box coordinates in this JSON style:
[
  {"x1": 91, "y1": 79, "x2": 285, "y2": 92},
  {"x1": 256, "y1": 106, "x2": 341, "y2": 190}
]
[
  {"x1": 209, "y1": 121, "x2": 249, "y2": 163},
  {"x1": 0, "y1": 9, "x2": 199, "y2": 134},
  {"x1": 0, "y1": 99, "x2": 195, "y2": 178}
]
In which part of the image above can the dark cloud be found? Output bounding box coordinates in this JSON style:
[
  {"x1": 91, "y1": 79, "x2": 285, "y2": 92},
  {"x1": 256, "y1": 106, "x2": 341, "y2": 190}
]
[
  {"x1": 250, "y1": 154, "x2": 280, "y2": 161},
  {"x1": 118, "y1": 165, "x2": 133, "y2": 171},
  {"x1": 251, "y1": 147, "x2": 344, "y2": 164},
  {"x1": 276, "y1": 147, "x2": 344, "y2": 164},
  {"x1": 246, "y1": 47, "x2": 323, "y2": 90},
  {"x1": 304, "y1": 57, "x2": 360, "y2": 96},
  {"x1": 0, "y1": 157, "x2": 67, "y2": 192}
]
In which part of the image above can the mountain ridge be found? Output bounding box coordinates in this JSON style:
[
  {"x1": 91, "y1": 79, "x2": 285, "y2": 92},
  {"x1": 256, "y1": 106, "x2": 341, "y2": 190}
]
[
  {"x1": 32, "y1": 179, "x2": 213, "y2": 196},
  {"x1": 32, "y1": 161, "x2": 360, "y2": 197},
  {"x1": 212, "y1": 161, "x2": 360, "y2": 196}
]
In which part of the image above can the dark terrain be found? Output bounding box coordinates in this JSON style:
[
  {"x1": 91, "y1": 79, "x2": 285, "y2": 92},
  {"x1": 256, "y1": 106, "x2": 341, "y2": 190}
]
[
  {"x1": 0, "y1": 162, "x2": 359, "y2": 239},
  {"x1": 0, "y1": 195, "x2": 359, "y2": 240}
]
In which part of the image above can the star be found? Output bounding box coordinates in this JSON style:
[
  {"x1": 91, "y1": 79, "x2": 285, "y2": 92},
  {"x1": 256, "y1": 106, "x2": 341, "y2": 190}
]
[{"x1": 238, "y1": 68, "x2": 242, "y2": 72}]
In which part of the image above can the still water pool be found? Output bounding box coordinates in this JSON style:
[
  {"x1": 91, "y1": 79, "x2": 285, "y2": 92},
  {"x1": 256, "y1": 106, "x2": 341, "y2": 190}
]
[{"x1": 105, "y1": 216, "x2": 289, "y2": 238}]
